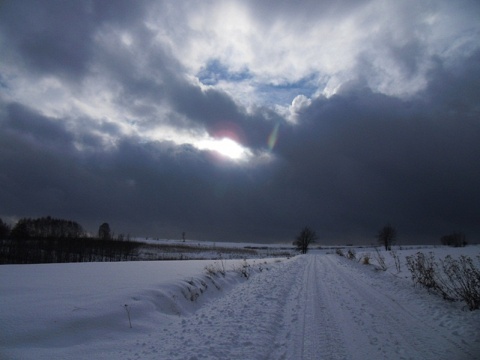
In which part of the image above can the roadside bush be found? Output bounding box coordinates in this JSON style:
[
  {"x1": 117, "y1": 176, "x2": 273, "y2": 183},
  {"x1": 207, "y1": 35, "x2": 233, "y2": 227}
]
[
  {"x1": 336, "y1": 248, "x2": 344, "y2": 257},
  {"x1": 182, "y1": 279, "x2": 210, "y2": 302},
  {"x1": 390, "y1": 250, "x2": 401, "y2": 273},
  {"x1": 406, "y1": 252, "x2": 480, "y2": 310},
  {"x1": 347, "y1": 249, "x2": 356, "y2": 260},
  {"x1": 406, "y1": 252, "x2": 440, "y2": 293},
  {"x1": 373, "y1": 247, "x2": 388, "y2": 271},
  {"x1": 232, "y1": 259, "x2": 251, "y2": 279},
  {"x1": 204, "y1": 264, "x2": 219, "y2": 277},
  {"x1": 204, "y1": 260, "x2": 226, "y2": 277},
  {"x1": 440, "y1": 255, "x2": 480, "y2": 310},
  {"x1": 361, "y1": 254, "x2": 370, "y2": 265}
]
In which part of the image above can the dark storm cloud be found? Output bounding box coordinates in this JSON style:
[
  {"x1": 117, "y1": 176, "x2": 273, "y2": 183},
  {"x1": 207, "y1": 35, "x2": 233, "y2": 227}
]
[
  {"x1": 0, "y1": 0, "x2": 148, "y2": 80},
  {"x1": 3, "y1": 103, "x2": 74, "y2": 148},
  {"x1": 271, "y1": 51, "x2": 480, "y2": 242},
  {"x1": 1, "y1": 0, "x2": 479, "y2": 244},
  {"x1": 2, "y1": 50, "x2": 479, "y2": 243},
  {"x1": 0, "y1": 103, "x2": 80, "y2": 215},
  {"x1": 0, "y1": 100, "x2": 278, "y2": 240}
]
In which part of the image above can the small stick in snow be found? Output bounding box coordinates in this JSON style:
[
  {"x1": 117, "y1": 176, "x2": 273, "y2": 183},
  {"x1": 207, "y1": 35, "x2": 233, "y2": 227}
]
[{"x1": 124, "y1": 304, "x2": 132, "y2": 328}]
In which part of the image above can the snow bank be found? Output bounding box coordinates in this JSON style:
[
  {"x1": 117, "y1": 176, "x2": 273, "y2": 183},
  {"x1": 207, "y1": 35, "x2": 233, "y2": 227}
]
[{"x1": 0, "y1": 258, "x2": 285, "y2": 359}]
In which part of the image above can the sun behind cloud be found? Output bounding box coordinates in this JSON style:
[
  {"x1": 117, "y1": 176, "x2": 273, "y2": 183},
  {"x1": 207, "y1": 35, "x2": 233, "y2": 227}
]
[{"x1": 198, "y1": 137, "x2": 252, "y2": 160}]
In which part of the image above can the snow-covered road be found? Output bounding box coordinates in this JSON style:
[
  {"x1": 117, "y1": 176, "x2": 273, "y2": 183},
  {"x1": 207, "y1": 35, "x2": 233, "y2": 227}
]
[
  {"x1": 106, "y1": 255, "x2": 479, "y2": 359},
  {"x1": 285, "y1": 256, "x2": 479, "y2": 359},
  {"x1": 272, "y1": 255, "x2": 478, "y2": 360},
  {"x1": 2, "y1": 253, "x2": 479, "y2": 359}
]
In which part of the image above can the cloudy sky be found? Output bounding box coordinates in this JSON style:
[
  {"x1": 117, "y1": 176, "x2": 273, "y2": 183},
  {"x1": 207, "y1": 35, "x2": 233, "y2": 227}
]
[{"x1": 1, "y1": 0, "x2": 479, "y2": 244}]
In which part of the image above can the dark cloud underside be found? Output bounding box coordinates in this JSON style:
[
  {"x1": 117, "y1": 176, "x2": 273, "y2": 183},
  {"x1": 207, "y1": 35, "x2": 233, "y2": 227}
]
[{"x1": 1, "y1": 0, "x2": 479, "y2": 244}]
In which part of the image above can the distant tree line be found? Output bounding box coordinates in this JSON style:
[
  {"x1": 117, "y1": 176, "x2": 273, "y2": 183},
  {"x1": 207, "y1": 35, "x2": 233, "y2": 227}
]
[
  {"x1": 376, "y1": 224, "x2": 468, "y2": 249},
  {"x1": 10, "y1": 216, "x2": 84, "y2": 240},
  {"x1": 0, "y1": 216, "x2": 141, "y2": 264},
  {"x1": 290, "y1": 223, "x2": 469, "y2": 255},
  {"x1": 440, "y1": 232, "x2": 467, "y2": 247}
]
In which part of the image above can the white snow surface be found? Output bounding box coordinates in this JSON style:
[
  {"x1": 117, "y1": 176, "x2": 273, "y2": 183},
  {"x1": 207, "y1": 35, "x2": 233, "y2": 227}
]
[{"x1": 1, "y1": 246, "x2": 479, "y2": 359}]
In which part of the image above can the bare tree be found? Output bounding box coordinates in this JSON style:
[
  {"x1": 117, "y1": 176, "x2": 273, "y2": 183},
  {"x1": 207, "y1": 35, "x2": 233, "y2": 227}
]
[
  {"x1": 0, "y1": 218, "x2": 10, "y2": 239},
  {"x1": 377, "y1": 224, "x2": 396, "y2": 251},
  {"x1": 98, "y1": 222, "x2": 111, "y2": 240},
  {"x1": 294, "y1": 226, "x2": 317, "y2": 254}
]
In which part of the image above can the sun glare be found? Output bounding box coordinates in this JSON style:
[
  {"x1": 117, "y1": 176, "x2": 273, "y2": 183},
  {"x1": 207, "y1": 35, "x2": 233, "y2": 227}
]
[
  {"x1": 199, "y1": 137, "x2": 251, "y2": 160},
  {"x1": 215, "y1": 138, "x2": 245, "y2": 159}
]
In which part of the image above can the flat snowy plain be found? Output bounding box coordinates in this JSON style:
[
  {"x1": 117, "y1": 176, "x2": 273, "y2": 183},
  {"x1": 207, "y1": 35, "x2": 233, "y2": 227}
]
[{"x1": 1, "y1": 244, "x2": 479, "y2": 359}]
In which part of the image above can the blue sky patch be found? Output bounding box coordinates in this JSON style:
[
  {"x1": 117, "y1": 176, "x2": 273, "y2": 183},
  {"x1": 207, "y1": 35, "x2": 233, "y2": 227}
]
[{"x1": 197, "y1": 59, "x2": 252, "y2": 85}]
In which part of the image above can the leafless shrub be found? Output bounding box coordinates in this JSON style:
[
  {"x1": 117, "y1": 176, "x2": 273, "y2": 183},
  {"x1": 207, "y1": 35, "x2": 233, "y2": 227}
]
[
  {"x1": 406, "y1": 252, "x2": 441, "y2": 293},
  {"x1": 406, "y1": 252, "x2": 480, "y2": 310},
  {"x1": 216, "y1": 258, "x2": 226, "y2": 276},
  {"x1": 204, "y1": 264, "x2": 217, "y2": 277},
  {"x1": 390, "y1": 250, "x2": 401, "y2": 273},
  {"x1": 336, "y1": 248, "x2": 344, "y2": 257},
  {"x1": 182, "y1": 279, "x2": 210, "y2": 302},
  {"x1": 439, "y1": 255, "x2": 480, "y2": 310},
  {"x1": 232, "y1": 259, "x2": 251, "y2": 279},
  {"x1": 182, "y1": 285, "x2": 200, "y2": 302},
  {"x1": 361, "y1": 253, "x2": 370, "y2": 265},
  {"x1": 204, "y1": 260, "x2": 226, "y2": 277},
  {"x1": 373, "y1": 247, "x2": 388, "y2": 271},
  {"x1": 347, "y1": 249, "x2": 356, "y2": 260},
  {"x1": 252, "y1": 260, "x2": 268, "y2": 272}
]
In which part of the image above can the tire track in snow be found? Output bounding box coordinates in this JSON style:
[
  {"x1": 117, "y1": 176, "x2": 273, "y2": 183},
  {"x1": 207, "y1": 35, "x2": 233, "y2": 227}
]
[
  {"x1": 320, "y1": 255, "x2": 478, "y2": 360},
  {"x1": 300, "y1": 255, "x2": 349, "y2": 360},
  {"x1": 274, "y1": 254, "x2": 478, "y2": 360},
  {"x1": 268, "y1": 257, "x2": 306, "y2": 360},
  {"x1": 270, "y1": 255, "x2": 349, "y2": 360}
]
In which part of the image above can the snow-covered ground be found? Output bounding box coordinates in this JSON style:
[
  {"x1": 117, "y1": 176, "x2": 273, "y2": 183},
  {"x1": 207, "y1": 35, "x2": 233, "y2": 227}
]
[{"x1": 1, "y1": 246, "x2": 479, "y2": 359}]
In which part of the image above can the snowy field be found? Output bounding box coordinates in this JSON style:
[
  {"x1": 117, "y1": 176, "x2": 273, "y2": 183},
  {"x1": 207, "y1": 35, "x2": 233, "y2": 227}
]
[
  {"x1": 1, "y1": 245, "x2": 479, "y2": 359},
  {"x1": 118, "y1": 238, "x2": 295, "y2": 261}
]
